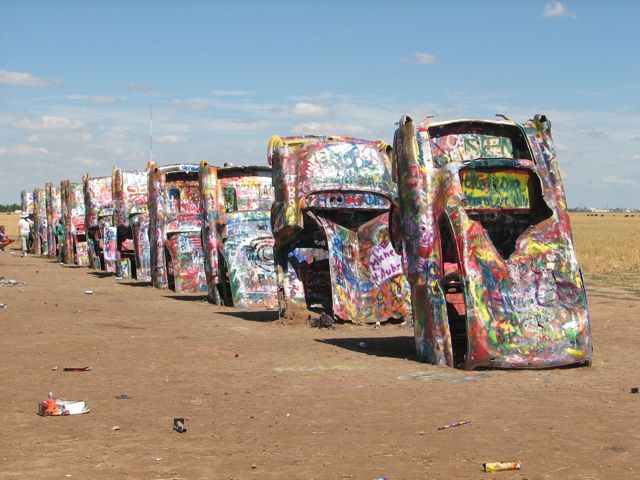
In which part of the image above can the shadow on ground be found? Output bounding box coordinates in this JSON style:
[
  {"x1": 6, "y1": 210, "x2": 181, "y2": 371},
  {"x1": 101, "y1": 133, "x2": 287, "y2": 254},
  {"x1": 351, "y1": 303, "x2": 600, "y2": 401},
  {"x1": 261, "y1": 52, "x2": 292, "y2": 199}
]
[
  {"x1": 88, "y1": 271, "x2": 114, "y2": 278},
  {"x1": 216, "y1": 310, "x2": 280, "y2": 322},
  {"x1": 163, "y1": 294, "x2": 209, "y2": 302},
  {"x1": 316, "y1": 335, "x2": 415, "y2": 360},
  {"x1": 118, "y1": 281, "x2": 152, "y2": 287}
]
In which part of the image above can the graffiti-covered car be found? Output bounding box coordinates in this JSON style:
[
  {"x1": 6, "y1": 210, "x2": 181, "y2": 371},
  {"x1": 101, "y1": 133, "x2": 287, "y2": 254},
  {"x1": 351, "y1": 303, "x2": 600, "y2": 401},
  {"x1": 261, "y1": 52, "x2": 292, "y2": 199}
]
[
  {"x1": 148, "y1": 162, "x2": 207, "y2": 293},
  {"x1": 392, "y1": 114, "x2": 592, "y2": 369},
  {"x1": 61, "y1": 180, "x2": 89, "y2": 266},
  {"x1": 199, "y1": 162, "x2": 277, "y2": 308},
  {"x1": 83, "y1": 175, "x2": 116, "y2": 272},
  {"x1": 45, "y1": 182, "x2": 62, "y2": 258},
  {"x1": 112, "y1": 168, "x2": 151, "y2": 281},
  {"x1": 33, "y1": 187, "x2": 48, "y2": 256},
  {"x1": 268, "y1": 135, "x2": 411, "y2": 323},
  {"x1": 21, "y1": 190, "x2": 35, "y2": 216}
]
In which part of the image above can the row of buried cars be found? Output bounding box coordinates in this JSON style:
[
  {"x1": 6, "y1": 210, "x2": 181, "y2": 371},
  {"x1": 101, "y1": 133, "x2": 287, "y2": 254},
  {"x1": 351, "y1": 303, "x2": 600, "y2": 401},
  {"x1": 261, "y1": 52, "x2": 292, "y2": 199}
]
[{"x1": 19, "y1": 114, "x2": 593, "y2": 370}]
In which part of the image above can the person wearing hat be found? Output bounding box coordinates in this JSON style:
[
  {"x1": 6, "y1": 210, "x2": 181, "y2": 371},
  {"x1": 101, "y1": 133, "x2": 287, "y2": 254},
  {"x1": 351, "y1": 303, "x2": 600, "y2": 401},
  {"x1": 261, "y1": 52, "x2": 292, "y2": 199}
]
[{"x1": 18, "y1": 212, "x2": 33, "y2": 257}]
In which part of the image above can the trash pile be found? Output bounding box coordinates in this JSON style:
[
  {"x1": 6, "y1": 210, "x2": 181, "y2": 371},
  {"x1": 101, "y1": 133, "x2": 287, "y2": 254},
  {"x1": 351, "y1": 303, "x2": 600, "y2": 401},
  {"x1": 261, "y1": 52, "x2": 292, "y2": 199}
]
[
  {"x1": 38, "y1": 392, "x2": 90, "y2": 416},
  {"x1": 0, "y1": 277, "x2": 26, "y2": 287}
]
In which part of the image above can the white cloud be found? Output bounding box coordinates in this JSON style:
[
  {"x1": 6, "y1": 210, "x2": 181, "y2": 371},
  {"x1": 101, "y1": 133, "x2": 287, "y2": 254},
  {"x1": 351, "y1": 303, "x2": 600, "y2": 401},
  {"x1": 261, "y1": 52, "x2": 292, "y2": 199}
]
[
  {"x1": 203, "y1": 119, "x2": 273, "y2": 132},
  {"x1": 171, "y1": 98, "x2": 212, "y2": 111},
  {"x1": 632, "y1": 154, "x2": 640, "y2": 161},
  {"x1": 602, "y1": 175, "x2": 638, "y2": 186},
  {"x1": 154, "y1": 134, "x2": 188, "y2": 144},
  {"x1": 6, "y1": 144, "x2": 51, "y2": 156},
  {"x1": 12, "y1": 115, "x2": 83, "y2": 131},
  {"x1": 28, "y1": 132, "x2": 93, "y2": 144},
  {"x1": 0, "y1": 147, "x2": 8, "y2": 156},
  {"x1": 212, "y1": 90, "x2": 251, "y2": 97},
  {"x1": 163, "y1": 123, "x2": 193, "y2": 132},
  {"x1": 542, "y1": 1, "x2": 576, "y2": 18},
  {"x1": 400, "y1": 51, "x2": 437, "y2": 65},
  {"x1": 0, "y1": 69, "x2": 59, "y2": 87},
  {"x1": 73, "y1": 155, "x2": 101, "y2": 166},
  {"x1": 291, "y1": 102, "x2": 330, "y2": 117},
  {"x1": 290, "y1": 122, "x2": 372, "y2": 137}
]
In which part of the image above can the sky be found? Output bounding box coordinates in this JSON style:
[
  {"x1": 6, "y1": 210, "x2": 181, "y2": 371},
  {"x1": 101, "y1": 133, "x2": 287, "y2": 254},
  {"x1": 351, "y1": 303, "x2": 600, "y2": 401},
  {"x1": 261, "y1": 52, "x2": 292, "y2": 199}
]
[{"x1": 0, "y1": 0, "x2": 639, "y2": 208}]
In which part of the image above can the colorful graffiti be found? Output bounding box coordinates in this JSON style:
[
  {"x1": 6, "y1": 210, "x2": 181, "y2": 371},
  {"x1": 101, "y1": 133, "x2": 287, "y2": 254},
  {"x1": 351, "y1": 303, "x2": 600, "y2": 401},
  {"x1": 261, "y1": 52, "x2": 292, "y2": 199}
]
[
  {"x1": 112, "y1": 168, "x2": 151, "y2": 280},
  {"x1": 21, "y1": 191, "x2": 35, "y2": 215},
  {"x1": 392, "y1": 115, "x2": 592, "y2": 369},
  {"x1": 199, "y1": 162, "x2": 277, "y2": 308},
  {"x1": 61, "y1": 180, "x2": 88, "y2": 266},
  {"x1": 83, "y1": 175, "x2": 115, "y2": 271},
  {"x1": 148, "y1": 162, "x2": 207, "y2": 293},
  {"x1": 268, "y1": 135, "x2": 411, "y2": 324},
  {"x1": 45, "y1": 182, "x2": 62, "y2": 258},
  {"x1": 32, "y1": 187, "x2": 49, "y2": 256}
]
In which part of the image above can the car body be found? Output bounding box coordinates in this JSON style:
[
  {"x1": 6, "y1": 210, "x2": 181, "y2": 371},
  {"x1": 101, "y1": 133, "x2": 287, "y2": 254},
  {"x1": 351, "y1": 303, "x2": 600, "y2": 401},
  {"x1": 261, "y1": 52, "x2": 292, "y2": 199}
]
[
  {"x1": 21, "y1": 190, "x2": 34, "y2": 216},
  {"x1": 45, "y1": 182, "x2": 62, "y2": 258},
  {"x1": 392, "y1": 114, "x2": 592, "y2": 369},
  {"x1": 268, "y1": 135, "x2": 411, "y2": 323},
  {"x1": 60, "y1": 180, "x2": 89, "y2": 266},
  {"x1": 148, "y1": 162, "x2": 207, "y2": 293},
  {"x1": 83, "y1": 175, "x2": 116, "y2": 272},
  {"x1": 199, "y1": 161, "x2": 277, "y2": 308},
  {"x1": 112, "y1": 168, "x2": 151, "y2": 281},
  {"x1": 33, "y1": 187, "x2": 48, "y2": 256}
]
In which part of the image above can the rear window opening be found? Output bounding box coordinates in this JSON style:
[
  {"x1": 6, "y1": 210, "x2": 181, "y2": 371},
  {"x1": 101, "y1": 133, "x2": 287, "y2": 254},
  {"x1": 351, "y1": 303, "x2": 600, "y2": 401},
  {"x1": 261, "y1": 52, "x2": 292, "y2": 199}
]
[
  {"x1": 428, "y1": 122, "x2": 532, "y2": 166},
  {"x1": 314, "y1": 209, "x2": 386, "y2": 231},
  {"x1": 459, "y1": 168, "x2": 552, "y2": 259}
]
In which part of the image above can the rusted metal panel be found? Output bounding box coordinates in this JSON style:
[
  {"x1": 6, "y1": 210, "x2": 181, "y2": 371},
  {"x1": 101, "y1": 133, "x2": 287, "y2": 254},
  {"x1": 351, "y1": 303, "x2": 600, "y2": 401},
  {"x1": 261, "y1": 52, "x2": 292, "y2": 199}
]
[
  {"x1": 148, "y1": 162, "x2": 206, "y2": 293},
  {"x1": 269, "y1": 135, "x2": 411, "y2": 324},
  {"x1": 199, "y1": 162, "x2": 277, "y2": 308},
  {"x1": 392, "y1": 115, "x2": 592, "y2": 369},
  {"x1": 112, "y1": 168, "x2": 151, "y2": 281}
]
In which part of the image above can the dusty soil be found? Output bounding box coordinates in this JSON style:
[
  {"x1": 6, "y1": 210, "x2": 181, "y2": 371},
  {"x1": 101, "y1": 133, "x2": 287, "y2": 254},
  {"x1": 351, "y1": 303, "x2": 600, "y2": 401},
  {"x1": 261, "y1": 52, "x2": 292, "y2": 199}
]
[{"x1": 0, "y1": 246, "x2": 639, "y2": 480}]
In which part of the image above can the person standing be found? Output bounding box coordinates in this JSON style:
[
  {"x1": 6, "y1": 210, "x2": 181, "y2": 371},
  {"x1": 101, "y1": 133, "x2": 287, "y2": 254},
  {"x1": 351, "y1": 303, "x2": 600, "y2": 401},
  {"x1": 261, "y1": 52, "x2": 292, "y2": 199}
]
[
  {"x1": 55, "y1": 219, "x2": 65, "y2": 262},
  {"x1": 18, "y1": 212, "x2": 32, "y2": 257}
]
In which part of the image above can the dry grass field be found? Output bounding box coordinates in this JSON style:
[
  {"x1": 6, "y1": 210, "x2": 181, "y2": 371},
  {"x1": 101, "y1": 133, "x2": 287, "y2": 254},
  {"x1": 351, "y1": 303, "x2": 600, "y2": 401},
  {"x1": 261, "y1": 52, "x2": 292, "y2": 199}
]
[{"x1": 570, "y1": 212, "x2": 640, "y2": 293}]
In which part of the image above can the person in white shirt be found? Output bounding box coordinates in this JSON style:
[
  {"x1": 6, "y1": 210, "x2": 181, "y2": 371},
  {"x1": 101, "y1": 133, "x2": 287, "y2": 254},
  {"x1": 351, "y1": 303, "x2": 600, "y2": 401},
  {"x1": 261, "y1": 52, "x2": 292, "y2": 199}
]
[{"x1": 18, "y1": 212, "x2": 32, "y2": 257}]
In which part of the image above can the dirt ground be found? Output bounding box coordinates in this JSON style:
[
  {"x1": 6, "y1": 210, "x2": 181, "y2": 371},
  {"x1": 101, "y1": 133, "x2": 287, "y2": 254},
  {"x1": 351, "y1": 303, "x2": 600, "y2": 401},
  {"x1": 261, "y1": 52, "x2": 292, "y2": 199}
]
[{"x1": 0, "y1": 243, "x2": 639, "y2": 479}]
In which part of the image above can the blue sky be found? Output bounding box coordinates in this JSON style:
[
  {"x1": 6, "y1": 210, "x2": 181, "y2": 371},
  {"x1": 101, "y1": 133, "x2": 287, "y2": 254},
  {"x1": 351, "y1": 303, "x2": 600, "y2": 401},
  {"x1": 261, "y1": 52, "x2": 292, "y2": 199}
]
[{"x1": 1, "y1": 0, "x2": 639, "y2": 208}]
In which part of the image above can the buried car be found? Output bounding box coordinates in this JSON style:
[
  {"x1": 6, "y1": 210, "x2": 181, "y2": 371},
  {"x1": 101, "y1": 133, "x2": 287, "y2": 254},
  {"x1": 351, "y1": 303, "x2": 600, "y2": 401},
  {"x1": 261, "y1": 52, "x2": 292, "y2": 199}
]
[
  {"x1": 392, "y1": 114, "x2": 592, "y2": 369},
  {"x1": 45, "y1": 182, "x2": 62, "y2": 258},
  {"x1": 33, "y1": 187, "x2": 48, "y2": 256},
  {"x1": 199, "y1": 161, "x2": 277, "y2": 308},
  {"x1": 60, "y1": 180, "x2": 89, "y2": 266},
  {"x1": 148, "y1": 162, "x2": 207, "y2": 293},
  {"x1": 83, "y1": 174, "x2": 116, "y2": 272},
  {"x1": 112, "y1": 168, "x2": 151, "y2": 280},
  {"x1": 268, "y1": 135, "x2": 411, "y2": 323}
]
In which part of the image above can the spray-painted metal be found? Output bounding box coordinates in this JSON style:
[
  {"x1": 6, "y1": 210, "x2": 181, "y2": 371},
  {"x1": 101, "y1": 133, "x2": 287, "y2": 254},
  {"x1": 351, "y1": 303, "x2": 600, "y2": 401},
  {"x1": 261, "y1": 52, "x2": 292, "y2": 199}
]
[
  {"x1": 21, "y1": 190, "x2": 35, "y2": 215},
  {"x1": 392, "y1": 114, "x2": 592, "y2": 369},
  {"x1": 148, "y1": 162, "x2": 206, "y2": 293},
  {"x1": 199, "y1": 161, "x2": 277, "y2": 308},
  {"x1": 83, "y1": 175, "x2": 115, "y2": 272},
  {"x1": 33, "y1": 187, "x2": 48, "y2": 256},
  {"x1": 112, "y1": 168, "x2": 151, "y2": 281},
  {"x1": 269, "y1": 135, "x2": 411, "y2": 323},
  {"x1": 60, "y1": 180, "x2": 89, "y2": 266},
  {"x1": 45, "y1": 182, "x2": 62, "y2": 258}
]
